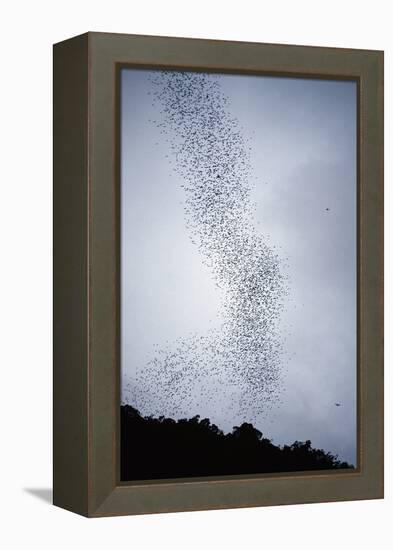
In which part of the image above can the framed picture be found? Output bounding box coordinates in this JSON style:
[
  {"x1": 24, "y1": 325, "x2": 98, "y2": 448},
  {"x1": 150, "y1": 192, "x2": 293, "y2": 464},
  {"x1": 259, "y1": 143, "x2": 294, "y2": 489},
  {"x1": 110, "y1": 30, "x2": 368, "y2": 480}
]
[{"x1": 53, "y1": 32, "x2": 384, "y2": 517}]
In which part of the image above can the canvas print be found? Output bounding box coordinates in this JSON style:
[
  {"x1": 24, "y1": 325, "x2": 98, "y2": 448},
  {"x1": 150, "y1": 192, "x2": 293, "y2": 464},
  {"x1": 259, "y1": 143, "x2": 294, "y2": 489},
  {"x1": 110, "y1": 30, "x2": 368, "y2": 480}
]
[{"x1": 120, "y1": 68, "x2": 357, "y2": 481}]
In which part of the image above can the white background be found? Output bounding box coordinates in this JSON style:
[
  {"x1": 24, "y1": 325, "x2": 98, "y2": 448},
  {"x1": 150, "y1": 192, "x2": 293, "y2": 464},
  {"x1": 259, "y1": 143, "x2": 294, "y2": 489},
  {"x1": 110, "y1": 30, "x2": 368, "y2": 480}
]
[{"x1": 0, "y1": 1, "x2": 390, "y2": 548}]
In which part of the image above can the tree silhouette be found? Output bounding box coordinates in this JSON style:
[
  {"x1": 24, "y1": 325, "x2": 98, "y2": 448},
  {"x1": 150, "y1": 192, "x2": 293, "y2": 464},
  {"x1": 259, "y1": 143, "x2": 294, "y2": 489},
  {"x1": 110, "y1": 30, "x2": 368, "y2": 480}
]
[{"x1": 121, "y1": 405, "x2": 353, "y2": 481}]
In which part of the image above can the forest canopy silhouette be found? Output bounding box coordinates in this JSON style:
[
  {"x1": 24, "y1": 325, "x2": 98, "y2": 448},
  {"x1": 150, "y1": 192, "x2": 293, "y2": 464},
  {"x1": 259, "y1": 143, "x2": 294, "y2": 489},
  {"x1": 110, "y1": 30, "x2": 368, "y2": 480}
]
[{"x1": 121, "y1": 405, "x2": 353, "y2": 481}]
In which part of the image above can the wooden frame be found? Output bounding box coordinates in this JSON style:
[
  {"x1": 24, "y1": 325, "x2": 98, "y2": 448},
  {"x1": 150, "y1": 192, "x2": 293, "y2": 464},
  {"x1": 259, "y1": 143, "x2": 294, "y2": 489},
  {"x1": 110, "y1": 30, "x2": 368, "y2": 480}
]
[{"x1": 53, "y1": 32, "x2": 384, "y2": 517}]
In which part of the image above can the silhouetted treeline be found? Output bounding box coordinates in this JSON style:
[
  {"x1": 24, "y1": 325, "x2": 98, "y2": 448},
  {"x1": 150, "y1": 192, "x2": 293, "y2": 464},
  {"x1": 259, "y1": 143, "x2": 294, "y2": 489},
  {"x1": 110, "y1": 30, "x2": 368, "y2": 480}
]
[{"x1": 121, "y1": 405, "x2": 353, "y2": 481}]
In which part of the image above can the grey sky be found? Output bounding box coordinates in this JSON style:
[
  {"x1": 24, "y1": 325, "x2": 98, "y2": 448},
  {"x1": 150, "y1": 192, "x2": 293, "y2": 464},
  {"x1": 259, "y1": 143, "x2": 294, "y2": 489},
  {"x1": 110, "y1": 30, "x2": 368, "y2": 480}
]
[{"x1": 120, "y1": 68, "x2": 357, "y2": 465}]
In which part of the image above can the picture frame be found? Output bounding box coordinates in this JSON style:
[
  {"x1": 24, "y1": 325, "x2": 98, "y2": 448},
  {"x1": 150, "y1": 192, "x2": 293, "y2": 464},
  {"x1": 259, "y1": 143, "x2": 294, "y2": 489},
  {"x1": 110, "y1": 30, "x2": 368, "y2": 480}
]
[{"x1": 53, "y1": 32, "x2": 384, "y2": 517}]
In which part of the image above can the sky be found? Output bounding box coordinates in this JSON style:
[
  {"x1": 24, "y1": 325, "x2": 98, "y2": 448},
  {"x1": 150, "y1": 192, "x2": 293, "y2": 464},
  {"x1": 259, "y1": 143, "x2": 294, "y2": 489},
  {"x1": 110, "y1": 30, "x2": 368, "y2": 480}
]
[{"x1": 120, "y1": 68, "x2": 357, "y2": 465}]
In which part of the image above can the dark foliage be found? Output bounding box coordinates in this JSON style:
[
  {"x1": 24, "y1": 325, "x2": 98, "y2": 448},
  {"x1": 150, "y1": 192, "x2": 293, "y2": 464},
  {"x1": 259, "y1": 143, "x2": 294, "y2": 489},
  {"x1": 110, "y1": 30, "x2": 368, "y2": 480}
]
[{"x1": 121, "y1": 405, "x2": 353, "y2": 481}]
